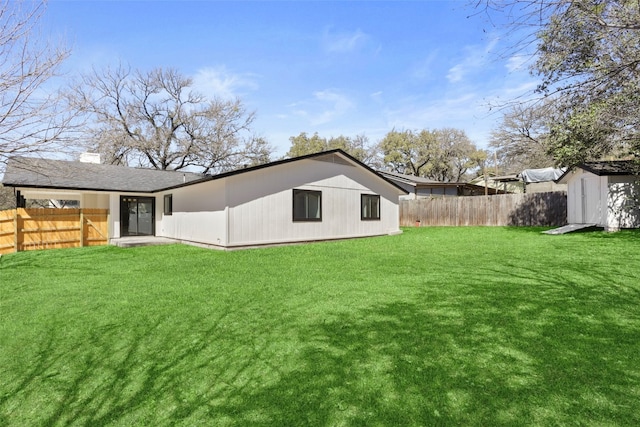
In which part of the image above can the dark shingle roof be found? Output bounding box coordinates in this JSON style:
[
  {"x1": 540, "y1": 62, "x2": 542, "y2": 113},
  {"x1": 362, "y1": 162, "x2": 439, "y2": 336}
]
[
  {"x1": 556, "y1": 160, "x2": 640, "y2": 183},
  {"x1": 2, "y1": 157, "x2": 205, "y2": 192},
  {"x1": 2, "y1": 150, "x2": 408, "y2": 195},
  {"x1": 377, "y1": 170, "x2": 441, "y2": 185},
  {"x1": 580, "y1": 160, "x2": 640, "y2": 176}
]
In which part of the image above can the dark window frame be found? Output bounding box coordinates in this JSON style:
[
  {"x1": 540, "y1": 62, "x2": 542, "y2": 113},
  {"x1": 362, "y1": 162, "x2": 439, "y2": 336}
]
[
  {"x1": 293, "y1": 189, "x2": 322, "y2": 222},
  {"x1": 164, "y1": 194, "x2": 173, "y2": 216},
  {"x1": 361, "y1": 194, "x2": 381, "y2": 221}
]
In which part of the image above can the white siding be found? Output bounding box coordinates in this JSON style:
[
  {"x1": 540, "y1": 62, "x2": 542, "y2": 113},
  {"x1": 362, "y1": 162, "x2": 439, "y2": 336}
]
[
  {"x1": 225, "y1": 158, "x2": 402, "y2": 247},
  {"x1": 109, "y1": 193, "x2": 120, "y2": 238},
  {"x1": 607, "y1": 177, "x2": 640, "y2": 230},
  {"x1": 157, "y1": 179, "x2": 228, "y2": 246}
]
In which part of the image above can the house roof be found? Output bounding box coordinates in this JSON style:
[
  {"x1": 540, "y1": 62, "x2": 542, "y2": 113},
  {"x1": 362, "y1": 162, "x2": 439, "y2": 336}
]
[
  {"x1": 376, "y1": 170, "x2": 442, "y2": 185},
  {"x1": 2, "y1": 150, "x2": 408, "y2": 195},
  {"x1": 378, "y1": 170, "x2": 504, "y2": 194},
  {"x1": 556, "y1": 160, "x2": 640, "y2": 183},
  {"x1": 2, "y1": 157, "x2": 205, "y2": 192}
]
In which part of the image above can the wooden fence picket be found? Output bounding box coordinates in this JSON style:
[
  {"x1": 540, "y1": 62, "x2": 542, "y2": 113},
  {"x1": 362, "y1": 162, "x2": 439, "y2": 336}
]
[
  {"x1": 400, "y1": 192, "x2": 567, "y2": 227},
  {"x1": 0, "y1": 208, "x2": 109, "y2": 254}
]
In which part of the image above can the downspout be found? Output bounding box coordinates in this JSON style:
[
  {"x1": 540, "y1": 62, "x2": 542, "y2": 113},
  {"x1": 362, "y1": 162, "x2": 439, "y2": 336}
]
[{"x1": 224, "y1": 178, "x2": 230, "y2": 247}]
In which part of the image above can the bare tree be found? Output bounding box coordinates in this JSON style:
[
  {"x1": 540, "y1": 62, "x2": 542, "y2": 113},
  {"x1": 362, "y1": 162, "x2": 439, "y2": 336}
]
[
  {"x1": 0, "y1": 0, "x2": 73, "y2": 167},
  {"x1": 489, "y1": 100, "x2": 557, "y2": 172},
  {"x1": 67, "y1": 65, "x2": 273, "y2": 173}
]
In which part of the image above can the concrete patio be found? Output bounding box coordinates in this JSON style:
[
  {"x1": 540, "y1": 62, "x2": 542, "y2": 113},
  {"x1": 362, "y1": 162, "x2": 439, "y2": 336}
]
[{"x1": 110, "y1": 236, "x2": 178, "y2": 248}]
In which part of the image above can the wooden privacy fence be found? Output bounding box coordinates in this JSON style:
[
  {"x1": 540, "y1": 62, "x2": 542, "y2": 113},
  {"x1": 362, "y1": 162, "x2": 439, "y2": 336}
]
[
  {"x1": 0, "y1": 208, "x2": 109, "y2": 255},
  {"x1": 400, "y1": 192, "x2": 567, "y2": 227}
]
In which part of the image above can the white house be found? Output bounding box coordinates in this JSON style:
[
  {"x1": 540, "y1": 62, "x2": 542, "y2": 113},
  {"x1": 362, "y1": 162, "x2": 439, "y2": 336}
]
[
  {"x1": 556, "y1": 161, "x2": 640, "y2": 230},
  {"x1": 2, "y1": 150, "x2": 407, "y2": 249}
]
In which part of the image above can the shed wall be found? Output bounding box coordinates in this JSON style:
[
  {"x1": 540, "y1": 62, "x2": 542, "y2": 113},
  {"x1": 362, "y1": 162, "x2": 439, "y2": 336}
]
[{"x1": 607, "y1": 176, "x2": 640, "y2": 230}]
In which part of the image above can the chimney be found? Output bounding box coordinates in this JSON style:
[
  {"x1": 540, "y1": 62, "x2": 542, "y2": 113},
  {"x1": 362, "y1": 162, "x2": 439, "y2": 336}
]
[{"x1": 79, "y1": 153, "x2": 102, "y2": 164}]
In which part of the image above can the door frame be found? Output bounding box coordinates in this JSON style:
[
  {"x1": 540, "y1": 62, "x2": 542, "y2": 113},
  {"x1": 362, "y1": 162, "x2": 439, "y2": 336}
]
[{"x1": 120, "y1": 196, "x2": 156, "y2": 237}]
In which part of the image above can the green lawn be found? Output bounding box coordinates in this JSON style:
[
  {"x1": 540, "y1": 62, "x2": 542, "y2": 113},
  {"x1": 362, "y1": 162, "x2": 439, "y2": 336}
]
[{"x1": 1, "y1": 227, "x2": 639, "y2": 426}]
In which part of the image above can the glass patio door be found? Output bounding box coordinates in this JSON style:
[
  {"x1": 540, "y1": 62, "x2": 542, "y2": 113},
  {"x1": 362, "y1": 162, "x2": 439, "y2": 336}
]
[{"x1": 120, "y1": 196, "x2": 155, "y2": 236}]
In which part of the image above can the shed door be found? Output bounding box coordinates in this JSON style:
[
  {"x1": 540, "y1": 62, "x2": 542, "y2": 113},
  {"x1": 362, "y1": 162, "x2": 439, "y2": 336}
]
[{"x1": 581, "y1": 177, "x2": 601, "y2": 224}]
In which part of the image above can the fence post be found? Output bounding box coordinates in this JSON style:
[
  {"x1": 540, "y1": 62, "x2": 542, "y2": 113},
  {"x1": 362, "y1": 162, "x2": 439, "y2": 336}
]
[
  {"x1": 79, "y1": 209, "x2": 85, "y2": 247},
  {"x1": 13, "y1": 209, "x2": 19, "y2": 253}
]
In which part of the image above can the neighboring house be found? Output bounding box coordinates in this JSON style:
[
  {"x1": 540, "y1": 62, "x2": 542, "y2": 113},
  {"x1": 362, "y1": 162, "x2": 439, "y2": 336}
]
[
  {"x1": 520, "y1": 167, "x2": 567, "y2": 193},
  {"x1": 476, "y1": 168, "x2": 566, "y2": 194},
  {"x1": 556, "y1": 161, "x2": 640, "y2": 230},
  {"x1": 377, "y1": 170, "x2": 504, "y2": 199},
  {"x1": 474, "y1": 174, "x2": 524, "y2": 194},
  {"x1": 2, "y1": 150, "x2": 407, "y2": 249}
]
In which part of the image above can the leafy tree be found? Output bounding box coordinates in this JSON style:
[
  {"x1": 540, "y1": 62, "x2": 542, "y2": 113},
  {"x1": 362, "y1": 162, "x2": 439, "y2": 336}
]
[
  {"x1": 67, "y1": 65, "x2": 272, "y2": 173},
  {"x1": 0, "y1": 0, "x2": 74, "y2": 167},
  {"x1": 378, "y1": 129, "x2": 438, "y2": 177},
  {"x1": 489, "y1": 100, "x2": 557, "y2": 172},
  {"x1": 477, "y1": 0, "x2": 640, "y2": 165},
  {"x1": 286, "y1": 132, "x2": 379, "y2": 166},
  {"x1": 379, "y1": 128, "x2": 486, "y2": 182}
]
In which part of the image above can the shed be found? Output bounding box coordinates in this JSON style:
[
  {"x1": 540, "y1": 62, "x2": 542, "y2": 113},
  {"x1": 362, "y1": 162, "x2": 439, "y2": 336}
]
[{"x1": 556, "y1": 161, "x2": 640, "y2": 230}]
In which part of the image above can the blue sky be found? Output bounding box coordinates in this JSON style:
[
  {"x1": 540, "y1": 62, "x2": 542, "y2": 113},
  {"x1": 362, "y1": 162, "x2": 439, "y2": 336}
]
[{"x1": 44, "y1": 0, "x2": 537, "y2": 156}]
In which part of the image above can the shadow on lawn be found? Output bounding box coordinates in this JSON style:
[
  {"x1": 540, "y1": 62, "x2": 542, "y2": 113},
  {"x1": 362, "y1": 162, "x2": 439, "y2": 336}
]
[
  {"x1": 3, "y1": 277, "x2": 640, "y2": 425},
  {"x1": 222, "y1": 299, "x2": 640, "y2": 426}
]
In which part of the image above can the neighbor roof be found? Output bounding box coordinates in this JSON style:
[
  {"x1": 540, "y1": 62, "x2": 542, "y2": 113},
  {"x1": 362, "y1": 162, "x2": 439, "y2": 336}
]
[
  {"x1": 377, "y1": 169, "x2": 502, "y2": 193},
  {"x1": 377, "y1": 170, "x2": 441, "y2": 185},
  {"x1": 2, "y1": 157, "x2": 205, "y2": 192}
]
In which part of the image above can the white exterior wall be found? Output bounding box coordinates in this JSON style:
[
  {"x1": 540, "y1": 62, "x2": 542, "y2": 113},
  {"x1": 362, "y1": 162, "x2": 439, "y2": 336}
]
[
  {"x1": 564, "y1": 169, "x2": 603, "y2": 224},
  {"x1": 225, "y1": 158, "x2": 402, "y2": 247},
  {"x1": 13, "y1": 153, "x2": 404, "y2": 248},
  {"x1": 157, "y1": 179, "x2": 228, "y2": 246},
  {"x1": 607, "y1": 176, "x2": 640, "y2": 230},
  {"x1": 109, "y1": 193, "x2": 121, "y2": 238}
]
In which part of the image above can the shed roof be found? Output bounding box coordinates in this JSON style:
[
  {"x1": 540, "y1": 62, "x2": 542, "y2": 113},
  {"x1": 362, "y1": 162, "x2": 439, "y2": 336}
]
[
  {"x1": 580, "y1": 160, "x2": 640, "y2": 176},
  {"x1": 556, "y1": 160, "x2": 640, "y2": 183}
]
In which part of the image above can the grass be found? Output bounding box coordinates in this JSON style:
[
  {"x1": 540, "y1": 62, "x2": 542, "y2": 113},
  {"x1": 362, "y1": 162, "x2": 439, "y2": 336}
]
[{"x1": 1, "y1": 227, "x2": 640, "y2": 426}]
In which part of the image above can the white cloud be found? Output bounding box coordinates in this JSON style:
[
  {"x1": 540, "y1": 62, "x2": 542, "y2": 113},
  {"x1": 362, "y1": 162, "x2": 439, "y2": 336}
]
[
  {"x1": 191, "y1": 66, "x2": 259, "y2": 100},
  {"x1": 310, "y1": 90, "x2": 355, "y2": 125},
  {"x1": 280, "y1": 89, "x2": 355, "y2": 127},
  {"x1": 411, "y1": 51, "x2": 439, "y2": 80},
  {"x1": 322, "y1": 28, "x2": 370, "y2": 53},
  {"x1": 446, "y1": 36, "x2": 500, "y2": 84},
  {"x1": 446, "y1": 64, "x2": 465, "y2": 83},
  {"x1": 506, "y1": 55, "x2": 530, "y2": 73}
]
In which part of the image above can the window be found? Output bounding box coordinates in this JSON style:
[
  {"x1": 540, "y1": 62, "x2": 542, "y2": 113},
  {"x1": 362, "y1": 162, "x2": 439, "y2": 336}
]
[
  {"x1": 293, "y1": 189, "x2": 322, "y2": 221},
  {"x1": 164, "y1": 194, "x2": 173, "y2": 216},
  {"x1": 361, "y1": 194, "x2": 380, "y2": 220}
]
